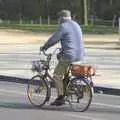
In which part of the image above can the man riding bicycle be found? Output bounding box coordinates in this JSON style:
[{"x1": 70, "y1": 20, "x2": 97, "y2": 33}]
[{"x1": 40, "y1": 10, "x2": 84, "y2": 106}]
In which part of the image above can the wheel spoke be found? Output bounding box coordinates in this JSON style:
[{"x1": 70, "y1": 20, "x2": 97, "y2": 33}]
[
  {"x1": 66, "y1": 77, "x2": 92, "y2": 112},
  {"x1": 27, "y1": 75, "x2": 50, "y2": 107}
]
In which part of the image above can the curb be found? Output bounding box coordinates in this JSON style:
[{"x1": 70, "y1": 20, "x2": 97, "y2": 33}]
[
  {"x1": 85, "y1": 45, "x2": 120, "y2": 50},
  {"x1": 0, "y1": 75, "x2": 28, "y2": 84},
  {"x1": 94, "y1": 87, "x2": 120, "y2": 96},
  {"x1": 0, "y1": 75, "x2": 120, "y2": 96}
]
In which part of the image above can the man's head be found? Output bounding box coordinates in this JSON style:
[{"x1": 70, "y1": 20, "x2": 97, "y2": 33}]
[{"x1": 57, "y1": 10, "x2": 71, "y2": 23}]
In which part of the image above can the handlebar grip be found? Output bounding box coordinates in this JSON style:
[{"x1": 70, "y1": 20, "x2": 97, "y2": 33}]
[{"x1": 43, "y1": 50, "x2": 49, "y2": 56}]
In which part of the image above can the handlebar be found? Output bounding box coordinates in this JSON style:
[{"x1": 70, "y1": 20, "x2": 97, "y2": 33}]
[
  {"x1": 39, "y1": 47, "x2": 61, "y2": 69},
  {"x1": 40, "y1": 47, "x2": 61, "y2": 57}
]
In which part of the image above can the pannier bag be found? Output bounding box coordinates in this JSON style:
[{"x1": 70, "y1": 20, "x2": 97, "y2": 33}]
[{"x1": 71, "y1": 64, "x2": 95, "y2": 76}]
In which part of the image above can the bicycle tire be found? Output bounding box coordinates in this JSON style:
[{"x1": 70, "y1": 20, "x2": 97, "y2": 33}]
[
  {"x1": 27, "y1": 75, "x2": 50, "y2": 107},
  {"x1": 66, "y1": 76, "x2": 92, "y2": 112}
]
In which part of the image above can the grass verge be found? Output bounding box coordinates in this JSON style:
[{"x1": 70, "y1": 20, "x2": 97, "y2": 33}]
[{"x1": 0, "y1": 24, "x2": 118, "y2": 34}]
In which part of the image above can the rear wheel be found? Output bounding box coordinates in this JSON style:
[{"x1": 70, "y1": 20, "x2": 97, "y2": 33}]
[
  {"x1": 66, "y1": 76, "x2": 92, "y2": 112},
  {"x1": 27, "y1": 75, "x2": 50, "y2": 107}
]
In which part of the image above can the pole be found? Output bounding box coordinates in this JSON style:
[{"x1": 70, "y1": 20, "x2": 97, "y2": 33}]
[
  {"x1": 31, "y1": 20, "x2": 33, "y2": 24},
  {"x1": 39, "y1": 16, "x2": 42, "y2": 25},
  {"x1": 91, "y1": 0, "x2": 96, "y2": 26},
  {"x1": 84, "y1": 0, "x2": 88, "y2": 26},
  {"x1": 19, "y1": 18, "x2": 22, "y2": 24},
  {"x1": 19, "y1": 12, "x2": 22, "y2": 25},
  {"x1": 110, "y1": 0, "x2": 112, "y2": 5},
  {"x1": 48, "y1": 15, "x2": 50, "y2": 25},
  {"x1": 119, "y1": 17, "x2": 120, "y2": 43}
]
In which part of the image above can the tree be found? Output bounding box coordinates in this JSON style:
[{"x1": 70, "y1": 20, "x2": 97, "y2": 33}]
[
  {"x1": 47, "y1": 0, "x2": 84, "y2": 23},
  {"x1": 84, "y1": 0, "x2": 88, "y2": 26},
  {"x1": 94, "y1": 0, "x2": 120, "y2": 20},
  {"x1": 1, "y1": 0, "x2": 120, "y2": 24}
]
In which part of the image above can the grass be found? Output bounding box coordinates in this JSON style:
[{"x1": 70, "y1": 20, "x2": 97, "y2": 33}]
[
  {"x1": 0, "y1": 23, "x2": 118, "y2": 34},
  {"x1": 0, "y1": 24, "x2": 57, "y2": 32},
  {"x1": 82, "y1": 25, "x2": 118, "y2": 34}
]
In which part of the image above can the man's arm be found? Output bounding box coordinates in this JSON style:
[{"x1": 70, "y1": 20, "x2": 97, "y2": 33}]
[{"x1": 42, "y1": 25, "x2": 64, "y2": 50}]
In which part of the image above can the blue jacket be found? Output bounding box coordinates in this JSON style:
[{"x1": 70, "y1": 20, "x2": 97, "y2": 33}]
[{"x1": 43, "y1": 19, "x2": 84, "y2": 62}]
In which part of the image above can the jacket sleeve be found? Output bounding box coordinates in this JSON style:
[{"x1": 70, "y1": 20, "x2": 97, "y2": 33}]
[{"x1": 42, "y1": 25, "x2": 64, "y2": 50}]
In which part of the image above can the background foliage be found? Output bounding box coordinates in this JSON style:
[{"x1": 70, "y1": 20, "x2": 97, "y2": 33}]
[{"x1": 0, "y1": 0, "x2": 120, "y2": 25}]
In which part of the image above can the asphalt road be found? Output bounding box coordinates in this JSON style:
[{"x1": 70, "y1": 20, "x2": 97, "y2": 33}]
[
  {"x1": 0, "y1": 81, "x2": 120, "y2": 120},
  {"x1": 0, "y1": 44, "x2": 120, "y2": 119},
  {"x1": 0, "y1": 44, "x2": 120, "y2": 88}
]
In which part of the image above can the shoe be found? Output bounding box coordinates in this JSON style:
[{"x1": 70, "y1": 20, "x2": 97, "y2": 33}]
[{"x1": 50, "y1": 95, "x2": 65, "y2": 106}]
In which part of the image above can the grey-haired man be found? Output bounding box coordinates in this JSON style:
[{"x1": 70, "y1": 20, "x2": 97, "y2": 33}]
[{"x1": 40, "y1": 10, "x2": 84, "y2": 106}]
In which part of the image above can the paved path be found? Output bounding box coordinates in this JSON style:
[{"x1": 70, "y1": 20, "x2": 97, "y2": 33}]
[{"x1": 0, "y1": 81, "x2": 120, "y2": 120}]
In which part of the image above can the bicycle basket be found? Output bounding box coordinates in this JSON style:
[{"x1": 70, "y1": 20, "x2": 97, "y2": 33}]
[
  {"x1": 71, "y1": 64, "x2": 95, "y2": 76},
  {"x1": 31, "y1": 60, "x2": 47, "y2": 72}
]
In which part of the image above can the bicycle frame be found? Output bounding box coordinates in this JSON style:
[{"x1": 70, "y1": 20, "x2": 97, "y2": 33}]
[
  {"x1": 38, "y1": 48, "x2": 94, "y2": 89},
  {"x1": 28, "y1": 48, "x2": 93, "y2": 112}
]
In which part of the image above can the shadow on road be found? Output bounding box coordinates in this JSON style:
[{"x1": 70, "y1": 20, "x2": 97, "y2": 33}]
[
  {"x1": 0, "y1": 101, "x2": 120, "y2": 114},
  {"x1": 0, "y1": 101, "x2": 35, "y2": 109},
  {"x1": 0, "y1": 75, "x2": 28, "y2": 84},
  {"x1": 0, "y1": 101, "x2": 73, "y2": 112}
]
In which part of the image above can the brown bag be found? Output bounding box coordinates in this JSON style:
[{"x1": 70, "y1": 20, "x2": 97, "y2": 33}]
[{"x1": 71, "y1": 64, "x2": 95, "y2": 76}]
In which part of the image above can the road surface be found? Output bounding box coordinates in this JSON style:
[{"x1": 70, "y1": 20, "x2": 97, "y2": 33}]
[
  {"x1": 0, "y1": 44, "x2": 120, "y2": 89},
  {"x1": 0, "y1": 81, "x2": 120, "y2": 120}
]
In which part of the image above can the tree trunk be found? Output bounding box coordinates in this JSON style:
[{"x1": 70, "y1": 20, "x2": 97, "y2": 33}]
[{"x1": 84, "y1": 0, "x2": 88, "y2": 26}]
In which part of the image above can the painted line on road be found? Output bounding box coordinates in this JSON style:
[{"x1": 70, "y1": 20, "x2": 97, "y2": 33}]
[
  {"x1": 66, "y1": 114, "x2": 104, "y2": 120},
  {"x1": 0, "y1": 88, "x2": 56, "y2": 99},
  {"x1": 92, "y1": 102, "x2": 120, "y2": 109},
  {"x1": 0, "y1": 52, "x2": 38, "y2": 54},
  {"x1": 0, "y1": 88, "x2": 120, "y2": 109},
  {"x1": 0, "y1": 89, "x2": 25, "y2": 96}
]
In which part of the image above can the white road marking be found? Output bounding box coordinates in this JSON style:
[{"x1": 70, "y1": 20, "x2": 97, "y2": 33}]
[
  {"x1": 92, "y1": 102, "x2": 120, "y2": 109},
  {"x1": 0, "y1": 89, "x2": 25, "y2": 95},
  {"x1": 0, "y1": 88, "x2": 120, "y2": 109},
  {"x1": 66, "y1": 114, "x2": 104, "y2": 120},
  {"x1": 0, "y1": 88, "x2": 56, "y2": 99}
]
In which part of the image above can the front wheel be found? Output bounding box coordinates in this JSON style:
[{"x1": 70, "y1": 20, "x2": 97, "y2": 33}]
[
  {"x1": 66, "y1": 76, "x2": 92, "y2": 112},
  {"x1": 27, "y1": 75, "x2": 50, "y2": 107}
]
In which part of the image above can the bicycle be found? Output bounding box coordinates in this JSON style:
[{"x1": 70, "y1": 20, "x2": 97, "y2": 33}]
[{"x1": 27, "y1": 48, "x2": 95, "y2": 112}]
